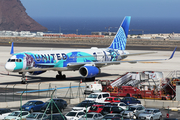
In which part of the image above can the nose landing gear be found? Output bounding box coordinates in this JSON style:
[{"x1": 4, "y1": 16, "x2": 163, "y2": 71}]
[{"x1": 21, "y1": 73, "x2": 27, "y2": 84}]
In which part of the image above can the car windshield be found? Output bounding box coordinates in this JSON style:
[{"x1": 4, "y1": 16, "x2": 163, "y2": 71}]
[
  {"x1": 9, "y1": 112, "x2": 20, "y2": 116},
  {"x1": 144, "y1": 110, "x2": 154, "y2": 114},
  {"x1": 24, "y1": 101, "x2": 35, "y2": 106},
  {"x1": 26, "y1": 113, "x2": 38, "y2": 118},
  {"x1": 127, "y1": 107, "x2": 136, "y2": 111},
  {"x1": 83, "y1": 114, "x2": 93, "y2": 118},
  {"x1": 76, "y1": 102, "x2": 91, "y2": 107},
  {"x1": 87, "y1": 94, "x2": 98, "y2": 98},
  {"x1": 122, "y1": 98, "x2": 130, "y2": 101},
  {"x1": 112, "y1": 107, "x2": 122, "y2": 111},
  {"x1": 90, "y1": 106, "x2": 98, "y2": 111},
  {"x1": 106, "y1": 98, "x2": 112, "y2": 101},
  {"x1": 66, "y1": 112, "x2": 77, "y2": 116}
]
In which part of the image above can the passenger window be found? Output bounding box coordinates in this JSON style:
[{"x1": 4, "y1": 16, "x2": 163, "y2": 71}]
[
  {"x1": 98, "y1": 95, "x2": 102, "y2": 99},
  {"x1": 102, "y1": 94, "x2": 109, "y2": 98}
]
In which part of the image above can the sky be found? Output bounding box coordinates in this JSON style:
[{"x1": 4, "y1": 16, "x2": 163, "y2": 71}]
[{"x1": 21, "y1": 0, "x2": 180, "y2": 19}]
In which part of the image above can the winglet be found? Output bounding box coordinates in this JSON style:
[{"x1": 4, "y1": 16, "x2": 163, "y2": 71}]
[
  {"x1": 10, "y1": 42, "x2": 14, "y2": 55},
  {"x1": 169, "y1": 47, "x2": 177, "y2": 59}
]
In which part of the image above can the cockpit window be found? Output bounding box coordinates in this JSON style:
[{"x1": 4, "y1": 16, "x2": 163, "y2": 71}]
[{"x1": 8, "y1": 59, "x2": 22, "y2": 62}]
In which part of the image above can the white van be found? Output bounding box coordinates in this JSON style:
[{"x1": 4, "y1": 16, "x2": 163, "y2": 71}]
[
  {"x1": 84, "y1": 83, "x2": 102, "y2": 94},
  {"x1": 85, "y1": 92, "x2": 110, "y2": 102}
]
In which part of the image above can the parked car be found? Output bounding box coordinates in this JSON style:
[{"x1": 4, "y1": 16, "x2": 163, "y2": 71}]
[
  {"x1": 26, "y1": 112, "x2": 48, "y2": 120},
  {"x1": 121, "y1": 97, "x2": 141, "y2": 105},
  {"x1": 65, "y1": 111, "x2": 85, "y2": 120},
  {"x1": 104, "y1": 97, "x2": 121, "y2": 103},
  {"x1": 122, "y1": 104, "x2": 145, "y2": 119},
  {"x1": 41, "y1": 101, "x2": 64, "y2": 114},
  {"x1": 88, "y1": 105, "x2": 105, "y2": 113},
  {"x1": 100, "y1": 105, "x2": 114, "y2": 115},
  {"x1": 111, "y1": 106, "x2": 124, "y2": 114},
  {"x1": 94, "y1": 101, "x2": 111, "y2": 106},
  {"x1": 20, "y1": 100, "x2": 45, "y2": 113},
  {"x1": 42, "y1": 114, "x2": 67, "y2": 120},
  {"x1": 46, "y1": 98, "x2": 68, "y2": 109},
  {"x1": 111, "y1": 102, "x2": 127, "y2": 110},
  {"x1": 85, "y1": 92, "x2": 110, "y2": 102},
  {"x1": 72, "y1": 100, "x2": 95, "y2": 112},
  {"x1": 138, "y1": 108, "x2": 162, "y2": 120},
  {"x1": 0, "y1": 108, "x2": 12, "y2": 119},
  {"x1": 4, "y1": 111, "x2": 30, "y2": 120},
  {"x1": 79, "y1": 112, "x2": 103, "y2": 120},
  {"x1": 102, "y1": 113, "x2": 122, "y2": 119}
]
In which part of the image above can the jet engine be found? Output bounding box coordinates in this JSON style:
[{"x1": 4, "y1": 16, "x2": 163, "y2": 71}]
[
  {"x1": 28, "y1": 71, "x2": 46, "y2": 75},
  {"x1": 79, "y1": 66, "x2": 100, "y2": 78}
]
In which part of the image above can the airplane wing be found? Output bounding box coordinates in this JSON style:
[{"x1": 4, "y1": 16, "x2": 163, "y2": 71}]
[
  {"x1": 67, "y1": 47, "x2": 177, "y2": 68},
  {"x1": 120, "y1": 51, "x2": 157, "y2": 57}
]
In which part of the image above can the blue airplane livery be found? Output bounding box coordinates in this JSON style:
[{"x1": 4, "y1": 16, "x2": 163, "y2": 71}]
[{"x1": 5, "y1": 16, "x2": 176, "y2": 84}]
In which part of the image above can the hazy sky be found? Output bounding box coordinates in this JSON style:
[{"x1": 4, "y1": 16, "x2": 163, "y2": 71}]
[{"x1": 21, "y1": 0, "x2": 180, "y2": 19}]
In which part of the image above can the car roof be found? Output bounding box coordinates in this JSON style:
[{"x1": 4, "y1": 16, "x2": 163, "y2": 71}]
[
  {"x1": 0, "y1": 108, "x2": 11, "y2": 110},
  {"x1": 90, "y1": 92, "x2": 109, "y2": 94},
  {"x1": 27, "y1": 100, "x2": 43, "y2": 102},
  {"x1": 92, "y1": 105, "x2": 104, "y2": 106},
  {"x1": 87, "y1": 112, "x2": 99, "y2": 114},
  {"x1": 145, "y1": 108, "x2": 159, "y2": 110}
]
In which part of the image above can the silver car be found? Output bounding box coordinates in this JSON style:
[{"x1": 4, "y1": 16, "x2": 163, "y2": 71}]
[
  {"x1": 138, "y1": 108, "x2": 162, "y2": 120},
  {"x1": 122, "y1": 104, "x2": 145, "y2": 119},
  {"x1": 79, "y1": 112, "x2": 103, "y2": 120},
  {"x1": 26, "y1": 112, "x2": 48, "y2": 120}
]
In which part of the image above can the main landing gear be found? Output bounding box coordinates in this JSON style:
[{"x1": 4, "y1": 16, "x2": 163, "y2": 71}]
[
  {"x1": 21, "y1": 73, "x2": 27, "y2": 84},
  {"x1": 84, "y1": 77, "x2": 95, "y2": 81},
  {"x1": 56, "y1": 71, "x2": 66, "y2": 79}
]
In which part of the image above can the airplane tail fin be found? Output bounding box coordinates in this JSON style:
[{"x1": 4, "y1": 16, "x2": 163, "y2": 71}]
[
  {"x1": 10, "y1": 42, "x2": 14, "y2": 54},
  {"x1": 109, "y1": 16, "x2": 131, "y2": 50}
]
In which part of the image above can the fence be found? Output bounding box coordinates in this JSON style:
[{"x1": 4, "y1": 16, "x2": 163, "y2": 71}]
[{"x1": 0, "y1": 82, "x2": 87, "y2": 103}]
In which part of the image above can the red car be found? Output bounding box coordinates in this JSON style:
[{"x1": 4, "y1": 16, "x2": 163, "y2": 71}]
[
  {"x1": 104, "y1": 97, "x2": 121, "y2": 103},
  {"x1": 88, "y1": 105, "x2": 105, "y2": 113}
]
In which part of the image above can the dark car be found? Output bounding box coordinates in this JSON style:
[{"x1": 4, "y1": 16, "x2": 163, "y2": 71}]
[
  {"x1": 101, "y1": 116, "x2": 121, "y2": 120},
  {"x1": 20, "y1": 100, "x2": 45, "y2": 113},
  {"x1": 121, "y1": 97, "x2": 141, "y2": 105},
  {"x1": 111, "y1": 106, "x2": 124, "y2": 114},
  {"x1": 42, "y1": 114, "x2": 67, "y2": 120},
  {"x1": 101, "y1": 105, "x2": 114, "y2": 115},
  {"x1": 46, "y1": 98, "x2": 68, "y2": 109},
  {"x1": 41, "y1": 101, "x2": 64, "y2": 114}
]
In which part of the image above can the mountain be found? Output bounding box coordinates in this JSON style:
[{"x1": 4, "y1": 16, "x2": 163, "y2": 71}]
[{"x1": 0, "y1": 0, "x2": 47, "y2": 32}]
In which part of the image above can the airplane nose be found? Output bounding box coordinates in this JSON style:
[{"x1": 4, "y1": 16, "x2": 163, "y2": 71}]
[{"x1": 5, "y1": 62, "x2": 16, "y2": 72}]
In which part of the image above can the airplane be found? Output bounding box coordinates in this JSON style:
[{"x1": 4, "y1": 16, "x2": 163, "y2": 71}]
[{"x1": 4, "y1": 16, "x2": 176, "y2": 84}]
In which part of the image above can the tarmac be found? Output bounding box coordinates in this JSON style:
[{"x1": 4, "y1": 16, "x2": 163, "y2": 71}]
[{"x1": 0, "y1": 45, "x2": 180, "y2": 119}]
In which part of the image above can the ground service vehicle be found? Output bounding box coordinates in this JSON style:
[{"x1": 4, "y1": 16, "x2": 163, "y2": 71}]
[
  {"x1": 85, "y1": 92, "x2": 110, "y2": 102},
  {"x1": 84, "y1": 84, "x2": 102, "y2": 94}
]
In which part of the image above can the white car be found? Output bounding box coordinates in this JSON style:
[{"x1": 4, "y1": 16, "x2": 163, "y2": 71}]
[
  {"x1": 65, "y1": 111, "x2": 85, "y2": 120},
  {"x1": 0, "y1": 108, "x2": 12, "y2": 119},
  {"x1": 4, "y1": 111, "x2": 30, "y2": 120},
  {"x1": 111, "y1": 102, "x2": 127, "y2": 110},
  {"x1": 85, "y1": 92, "x2": 110, "y2": 102},
  {"x1": 72, "y1": 100, "x2": 95, "y2": 112}
]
